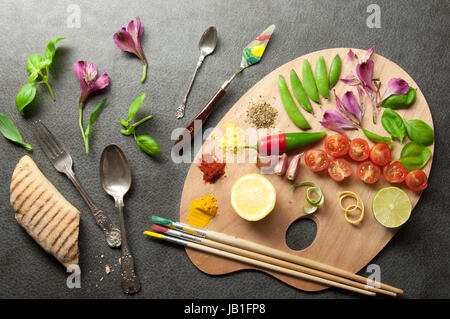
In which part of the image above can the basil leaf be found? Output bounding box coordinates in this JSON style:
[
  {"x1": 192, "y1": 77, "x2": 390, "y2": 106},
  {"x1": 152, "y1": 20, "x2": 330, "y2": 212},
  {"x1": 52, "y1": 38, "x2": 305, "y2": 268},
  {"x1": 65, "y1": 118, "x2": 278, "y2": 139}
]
[
  {"x1": 43, "y1": 37, "x2": 65, "y2": 66},
  {"x1": 128, "y1": 93, "x2": 146, "y2": 122},
  {"x1": 135, "y1": 135, "x2": 161, "y2": 156},
  {"x1": 381, "y1": 108, "x2": 406, "y2": 143},
  {"x1": 85, "y1": 98, "x2": 107, "y2": 137},
  {"x1": 0, "y1": 113, "x2": 32, "y2": 150},
  {"x1": 26, "y1": 54, "x2": 43, "y2": 74},
  {"x1": 119, "y1": 117, "x2": 129, "y2": 128},
  {"x1": 15, "y1": 83, "x2": 37, "y2": 115},
  {"x1": 405, "y1": 119, "x2": 434, "y2": 146},
  {"x1": 361, "y1": 128, "x2": 392, "y2": 149},
  {"x1": 395, "y1": 141, "x2": 431, "y2": 170},
  {"x1": 28, "y1": 72, "x2": 39, "y2": 83}
]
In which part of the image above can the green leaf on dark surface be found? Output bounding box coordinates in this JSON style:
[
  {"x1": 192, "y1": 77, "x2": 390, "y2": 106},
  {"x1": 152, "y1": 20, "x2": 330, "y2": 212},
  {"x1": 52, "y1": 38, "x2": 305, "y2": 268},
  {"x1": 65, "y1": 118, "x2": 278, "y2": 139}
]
[
  {"x1": 0, "y1": 113, "x2": 32, "y2": 150},
  {"x1": 26, "y1": 54, "x2": 43, "y2": 74},
  {"x1": 395, "y1": 141, "x2": 432, "y2": 170},
  {"x1": 135, "y1": 135, "x2": 161, "y2": 156},
  {"x1": 127, "y1": 93, "x2": 146, "y2": 122},
  {"x1": 43, "y1": 37, "x2": 65, "y2": 65},
  {"x1": 85, "y1": 98, "x2": 107, "y2": 137},
  {"x1": 15, "y1": 83, "x2": 36, "y2": 115},
  {"x1": 405, "y1": 119, "x2": 434, "y2": 146},
  {"x1": 381, "y1": 108, "x2": 406, "y2": 143}
]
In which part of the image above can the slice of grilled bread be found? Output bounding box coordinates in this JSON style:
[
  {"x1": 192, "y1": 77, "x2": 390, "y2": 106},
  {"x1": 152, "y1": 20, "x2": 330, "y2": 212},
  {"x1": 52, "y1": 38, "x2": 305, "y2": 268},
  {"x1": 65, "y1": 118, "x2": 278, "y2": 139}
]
[{"x1": 10, "y1": 155, "x2": 80, "y2": 268}]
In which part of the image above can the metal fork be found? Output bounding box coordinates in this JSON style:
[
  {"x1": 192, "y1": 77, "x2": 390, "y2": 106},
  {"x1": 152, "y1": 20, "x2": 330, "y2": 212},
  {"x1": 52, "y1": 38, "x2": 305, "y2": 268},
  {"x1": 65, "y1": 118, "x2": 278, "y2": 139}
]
[{"x1": 33, "y1": 121, "x2": 121, "y2": 248}]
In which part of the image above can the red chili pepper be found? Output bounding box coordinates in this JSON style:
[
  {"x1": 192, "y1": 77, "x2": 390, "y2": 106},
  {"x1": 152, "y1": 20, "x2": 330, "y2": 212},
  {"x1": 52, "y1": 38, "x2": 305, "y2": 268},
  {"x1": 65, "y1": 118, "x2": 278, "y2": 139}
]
[{"x1": 245, "y1": 132, "x2": 326, "y2": 155}]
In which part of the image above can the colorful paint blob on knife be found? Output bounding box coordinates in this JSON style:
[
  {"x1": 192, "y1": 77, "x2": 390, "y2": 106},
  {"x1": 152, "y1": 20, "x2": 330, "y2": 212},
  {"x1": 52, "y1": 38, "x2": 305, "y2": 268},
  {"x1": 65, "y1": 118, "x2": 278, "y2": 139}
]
[{"x1": 241, "y1": 24, "x2": 275, "y2": 68}]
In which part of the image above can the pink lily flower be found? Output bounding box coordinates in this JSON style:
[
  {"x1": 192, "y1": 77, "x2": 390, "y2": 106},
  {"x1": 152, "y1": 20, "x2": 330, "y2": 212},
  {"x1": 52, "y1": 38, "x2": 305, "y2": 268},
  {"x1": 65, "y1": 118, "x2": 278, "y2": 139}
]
[
  {"x1": 113, "y1": 17, "x2": 148, "y2": 83},
  {"x1": 72, "y1": 61, "x2": 110, "y2": 108}
]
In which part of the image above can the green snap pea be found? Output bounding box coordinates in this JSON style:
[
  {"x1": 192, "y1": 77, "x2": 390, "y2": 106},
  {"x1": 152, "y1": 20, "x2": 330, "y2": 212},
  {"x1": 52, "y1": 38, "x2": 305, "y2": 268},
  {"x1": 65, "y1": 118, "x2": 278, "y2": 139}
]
[
  {"x1": 278, "y1": 75, "x2": 311, "y2": 130},
  {"x1": 328, "y1": 54, "x2": 341, "y2": 89},
  {"x1": 361, "y1": 128, "x2": 392, "y2": 149},
  {"x1": 314, "y1": 56, "x2": 329, "y2": 99},
  {"x1": 302, "y1": 60, "x2": 321, "y2": 104},
  {"x1": 290, "y1": 69, "x2": 313, "y2": 114},
  {"x1": 381, "y1": 87, "x2": 416, "y2": 109}
]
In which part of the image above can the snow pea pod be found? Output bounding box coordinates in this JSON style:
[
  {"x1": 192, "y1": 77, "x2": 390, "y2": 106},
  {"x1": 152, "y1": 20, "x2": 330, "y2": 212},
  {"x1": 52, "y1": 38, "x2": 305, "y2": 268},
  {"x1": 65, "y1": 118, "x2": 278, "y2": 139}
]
[
  {"x1": 361, "y1": 128, "x2": 392, "y2": 149},
  {"x1": 290, "y1": 69, "x2": 313, "y2": 114},
  {"x1": 278, "y1": 75, "x2": 311, "y2": 130},
  {"x1": 382, "y1": 87, "x2": 416, "y2": 109},
  {"x1": 315, "y1": 56, "x2": 329, "y2": 99},
  {"x1": 328, "y1": 54, "x2": 341, "y2": 89},
  {"x1": 302, "y1": 60, "x2": 321, "y2": 104}
]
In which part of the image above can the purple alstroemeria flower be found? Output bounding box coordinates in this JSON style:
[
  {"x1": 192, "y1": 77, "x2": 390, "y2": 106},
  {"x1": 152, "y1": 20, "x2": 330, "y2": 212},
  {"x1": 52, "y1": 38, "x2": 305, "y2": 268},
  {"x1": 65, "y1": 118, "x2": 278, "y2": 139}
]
[
  {"x1": 320, "y1": 109, "x2": 358, "y2": 134},
  {"x1": 381, "y1": 78, "x2": 410, "y2": 102},
  {"x1": 113, "y1": 17, "x2": 148, "y2": 83},
  {"x1": 342, "y1": 91, "x2": 362, "y2": 123},
  {"x1": 72, "y1": 61, "x2": 110, "y2": 108},
  {"x1": 341, "y1": 47, "x2": 382, "y2": 123}
]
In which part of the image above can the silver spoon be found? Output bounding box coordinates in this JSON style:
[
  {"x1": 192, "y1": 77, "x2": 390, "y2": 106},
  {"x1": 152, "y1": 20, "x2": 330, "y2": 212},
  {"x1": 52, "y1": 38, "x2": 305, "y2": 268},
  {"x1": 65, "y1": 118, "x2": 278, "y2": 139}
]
[
  {"x1": 100, "y1": 144, "x2": 140, "y2": 294},
  {"x1": 176, "y1": 26, "x2": 217, "y2": 119}
]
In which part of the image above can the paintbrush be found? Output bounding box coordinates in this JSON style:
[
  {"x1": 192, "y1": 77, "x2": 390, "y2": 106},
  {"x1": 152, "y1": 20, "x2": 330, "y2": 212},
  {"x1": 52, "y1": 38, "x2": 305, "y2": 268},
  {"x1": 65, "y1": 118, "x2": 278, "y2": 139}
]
[
  {"x1": 151, "y1": 215, "x2": 403, "y2": 295},
  {"x1": 143, "y1": 230, "x2": 376, "y2": 296},
  {"x1": 150, "y1": 224, "x2": 396, "y2": 296}
]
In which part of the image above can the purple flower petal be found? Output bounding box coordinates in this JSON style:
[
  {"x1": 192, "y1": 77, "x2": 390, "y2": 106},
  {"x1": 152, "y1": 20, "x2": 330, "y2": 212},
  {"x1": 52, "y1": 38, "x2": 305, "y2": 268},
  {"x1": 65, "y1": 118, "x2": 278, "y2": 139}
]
[
  {"x1": 87, "y1": 72, "x2": 110, "y2": 95},
  {"x1": 381, "y1": 78, "x2": 410, "y2": 101},
  {"x1": 340, "y1": 74, "x2": 361, "y2": 86},
  {"x1": 357, "y1": 86, "x2": 366, "y2": 117},
  {"x1": 356, "y1": 59, "x2": 374, "y2": 90},
  {"x1": 114, "y1": 28, "x2": 139, "y2": 56},
  {"x1": 346, "y1": 49, "x2": 358, "y2": 74},
  {"x1": 342, "y1": 91, "x2": 362, "y2": 122},
  {"x1": 320, "y1": 109, "x2": 357, "y2": 134},
  {"x1": 136, "y1": 17, "x2": 143, "y2": 42},
  {"x1": 362, "y1": 47, "x2": 374, "y2": 62},
  {"x1": 73, "y1": 61, "x2": 88, "y2": 100}
]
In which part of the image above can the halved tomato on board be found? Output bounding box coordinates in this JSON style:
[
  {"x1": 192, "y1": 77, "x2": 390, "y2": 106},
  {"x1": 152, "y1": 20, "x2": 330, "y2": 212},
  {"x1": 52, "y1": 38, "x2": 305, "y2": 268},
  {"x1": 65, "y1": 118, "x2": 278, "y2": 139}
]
[
  {"x1": 349, "y1": 138, "x2": 370, "y2": 162},
  {"x1": 305, "y1": 149, "x2": 329, "y2": 172},
  {"x1": 369, "y1": 143, "x2": 392, "y2": 167},
  {"x1": 328, "y1": 158, "x2": 352, "y2": 182},
  {"x1": 324, "y1": 134, "x2": 350, "y2": 157},
  {"x1": 357, "y1": 161, "x2": 381, "y2": 184},
  {"x1": 405, "y1": 170, "x2": 428, "y2": 192},
  {"x1": 383, "y1": 161, "x2": 408, "y2": 183}
]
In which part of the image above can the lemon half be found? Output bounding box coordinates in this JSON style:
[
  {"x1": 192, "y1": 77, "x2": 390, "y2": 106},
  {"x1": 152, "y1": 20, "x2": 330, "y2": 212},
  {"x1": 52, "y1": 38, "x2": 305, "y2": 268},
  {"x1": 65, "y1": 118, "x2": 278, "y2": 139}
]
[
  {"x1": 372, "y1": 187, "x2": 412, "y2": 228},
  {"x1": 231, "y1": 174, "x2": 276, "y2": 221}
]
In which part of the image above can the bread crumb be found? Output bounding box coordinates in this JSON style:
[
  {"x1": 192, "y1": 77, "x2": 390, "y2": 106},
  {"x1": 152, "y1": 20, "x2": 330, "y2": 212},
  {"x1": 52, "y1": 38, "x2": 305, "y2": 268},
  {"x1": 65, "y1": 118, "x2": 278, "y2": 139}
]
[{"x1": 105, "y1": 265, "x2": 111, "y2": 275}]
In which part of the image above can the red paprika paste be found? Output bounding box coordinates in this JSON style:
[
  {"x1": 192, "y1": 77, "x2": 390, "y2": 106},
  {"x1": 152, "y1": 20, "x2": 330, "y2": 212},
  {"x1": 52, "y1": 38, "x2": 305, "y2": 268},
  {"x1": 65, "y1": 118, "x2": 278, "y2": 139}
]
[{"x1": 199, "y1": 154, "x2": 226, "y2": 184}]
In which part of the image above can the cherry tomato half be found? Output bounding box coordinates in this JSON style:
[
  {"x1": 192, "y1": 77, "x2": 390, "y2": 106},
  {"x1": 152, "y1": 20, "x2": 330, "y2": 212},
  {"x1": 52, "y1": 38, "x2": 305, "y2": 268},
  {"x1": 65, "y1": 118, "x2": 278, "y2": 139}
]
[
  {"x1": 405, "y1": 170, "x2": 428, "y2": 192},
  {"x1": 357, "y1": 161, "x2": 381, "y2": 184},
  {"x1": 383, "y1": 161, "x2": 408, "y2": 183},
  {"x1": 369, "y1": 143, "x2": 392, "y2": 166},
  {"x1": 328, "y1": 158, "x2": 352, "y2": 182},
  {"x1": 349, "y1": 138, "x2": 370, "y2": 162},
  {"x1": 324, "y1": 134, "x2": 350, "y2": 157},
  {"x1": 305, "y1": 149, "x2": 329, "y2": 172}
]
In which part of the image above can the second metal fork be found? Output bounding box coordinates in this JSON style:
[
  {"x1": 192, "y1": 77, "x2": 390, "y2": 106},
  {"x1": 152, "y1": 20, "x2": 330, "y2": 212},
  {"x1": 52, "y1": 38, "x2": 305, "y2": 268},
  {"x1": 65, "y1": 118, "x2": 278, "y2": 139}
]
[{"x1": 33, "y1": 121, "x2": 121, "y2": 248}]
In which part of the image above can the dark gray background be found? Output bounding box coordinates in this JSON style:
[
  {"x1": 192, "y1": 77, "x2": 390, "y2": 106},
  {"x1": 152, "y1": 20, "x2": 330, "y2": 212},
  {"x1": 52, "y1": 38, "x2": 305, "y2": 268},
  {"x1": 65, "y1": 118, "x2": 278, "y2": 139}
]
[{"x1": 0, "y1": 0, "x2": 449, "y2": 299}]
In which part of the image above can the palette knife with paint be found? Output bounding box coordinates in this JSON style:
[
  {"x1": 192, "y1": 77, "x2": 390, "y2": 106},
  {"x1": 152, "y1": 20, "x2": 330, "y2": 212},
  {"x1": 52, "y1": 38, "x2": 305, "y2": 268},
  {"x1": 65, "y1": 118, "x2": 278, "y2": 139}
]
[{"x1": 174, "y1": 24, "x2": 275, "y2": 146}]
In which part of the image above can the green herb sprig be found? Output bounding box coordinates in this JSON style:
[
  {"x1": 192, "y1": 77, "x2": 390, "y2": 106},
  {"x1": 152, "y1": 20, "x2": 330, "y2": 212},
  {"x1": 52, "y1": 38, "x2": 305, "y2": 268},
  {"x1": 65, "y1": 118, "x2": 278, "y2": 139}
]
[
  {"x1": 120, "y1": 93, "x2": 161, "y2": 156},
  {"x1": 15, "y1": 37, "x2": 65, "y2": 115},
  {"x1": 80, "y1": 98, "x2": 107, "y2": 154}
]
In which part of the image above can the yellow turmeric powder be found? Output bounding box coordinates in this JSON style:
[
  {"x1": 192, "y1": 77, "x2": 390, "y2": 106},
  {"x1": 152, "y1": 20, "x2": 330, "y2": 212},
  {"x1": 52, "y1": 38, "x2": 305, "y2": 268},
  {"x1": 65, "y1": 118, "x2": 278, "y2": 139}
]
[{"x1": 186, "y1": 195, "x2": 218, "y2": 228}]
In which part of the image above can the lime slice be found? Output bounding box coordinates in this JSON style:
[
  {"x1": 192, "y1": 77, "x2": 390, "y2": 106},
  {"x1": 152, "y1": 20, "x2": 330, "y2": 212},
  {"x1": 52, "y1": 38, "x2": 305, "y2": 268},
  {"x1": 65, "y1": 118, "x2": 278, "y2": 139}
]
[{"x1": 372, "y1": 187, "x2": 412, "y2": 228}]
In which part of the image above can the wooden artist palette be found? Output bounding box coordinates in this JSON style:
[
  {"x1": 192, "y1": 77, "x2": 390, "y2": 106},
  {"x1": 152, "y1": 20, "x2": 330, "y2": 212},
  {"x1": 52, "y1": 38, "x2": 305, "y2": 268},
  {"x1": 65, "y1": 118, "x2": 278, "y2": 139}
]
[{"x1": 179, "y1": 48, "x2": 434, "y2": 292}]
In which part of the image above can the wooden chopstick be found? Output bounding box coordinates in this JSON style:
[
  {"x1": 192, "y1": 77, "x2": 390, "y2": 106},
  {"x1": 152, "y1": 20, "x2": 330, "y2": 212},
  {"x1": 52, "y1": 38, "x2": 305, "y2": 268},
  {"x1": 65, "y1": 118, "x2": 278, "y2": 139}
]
[{"x1": 144, "y1": 231, "x2": 376, "y2": 296}]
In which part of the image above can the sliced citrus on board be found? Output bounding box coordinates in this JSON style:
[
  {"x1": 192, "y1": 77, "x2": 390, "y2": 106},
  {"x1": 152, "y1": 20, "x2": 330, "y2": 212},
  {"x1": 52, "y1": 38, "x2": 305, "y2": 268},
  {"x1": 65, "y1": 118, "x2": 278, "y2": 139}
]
[
  {"x1": 372, "y1": 187, "x2": 412, "y2": 228},
  {"x1": 231, "y1": 173, "x2": 276, "y2": 221}
]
